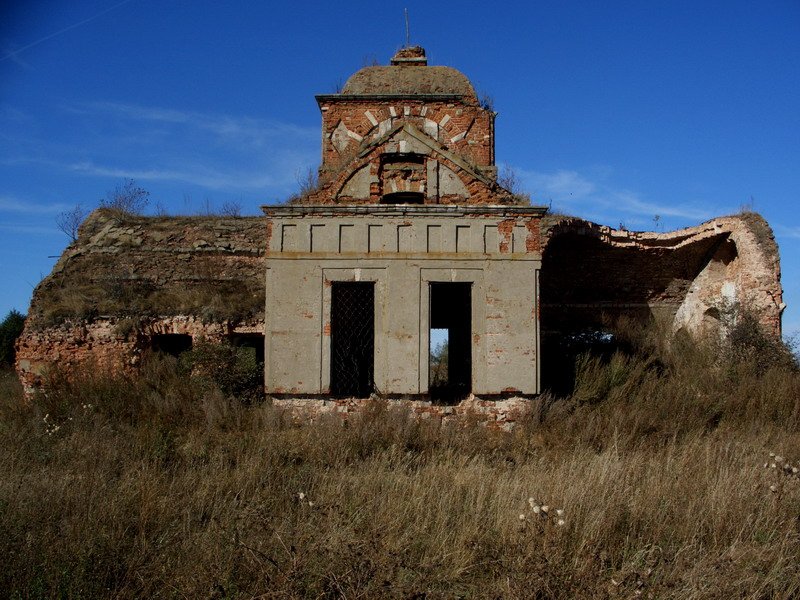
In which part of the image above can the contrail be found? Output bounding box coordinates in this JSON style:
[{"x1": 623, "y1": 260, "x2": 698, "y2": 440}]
[{"x1": 1, "y1": 0, "x2": 135, "y2": 62}]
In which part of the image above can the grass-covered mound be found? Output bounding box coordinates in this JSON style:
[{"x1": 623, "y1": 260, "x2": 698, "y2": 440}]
[
  {"x1": 28, "y1": 210, "x2": 266, "y2": 328},
  {"x1": 1, "y1": 323, "x2": 799, "y2": 598}
]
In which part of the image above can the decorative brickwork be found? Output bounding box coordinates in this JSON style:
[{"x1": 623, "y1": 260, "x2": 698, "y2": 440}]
[{"x1": 307, "y1": 47, "x2": 508, "y2": 206}]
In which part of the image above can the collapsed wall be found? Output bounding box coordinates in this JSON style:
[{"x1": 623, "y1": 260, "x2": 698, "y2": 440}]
[
  {"x1": 15, "y1": 209, "x2": 266, "y2": 394},
  {"x1": 540, "y1": 212, "x2": 784, "y2": 340}
]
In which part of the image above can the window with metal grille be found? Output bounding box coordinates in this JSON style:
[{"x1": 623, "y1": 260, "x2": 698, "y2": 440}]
[{"x1": 330, "y1": 282, "x2": 375, "y2": 397}]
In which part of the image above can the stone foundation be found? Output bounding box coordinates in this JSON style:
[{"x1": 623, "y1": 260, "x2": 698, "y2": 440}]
[{"x1": 271, "y1": 395, "x2": 534, "y2": 431}]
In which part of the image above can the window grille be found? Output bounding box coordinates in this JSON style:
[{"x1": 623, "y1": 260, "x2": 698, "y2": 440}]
[{"x1": 330, "y1": 282, "x2": 375, "y2": 397}]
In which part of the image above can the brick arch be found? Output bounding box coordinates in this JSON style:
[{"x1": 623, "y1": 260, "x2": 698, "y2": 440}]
[
  {"x1": 423, "y1": 107, "x2": 460, "y2": 139},
  {"x1": 328, "y1": 155, "x2": 481, "y2": 204},
  {"x1": 343, "y1": 105, "x2": 484, "y2": 151},
  {"x1": 430, "y1": 150, "x2": 495, "y2": 197},
  {"x1": 362, "y1": 118, "x2": 392, "y2": 144},
  {"x1": 348, "y1": 105, "x2": 436, "y2": 141},
  {"x1": 318, "y1": 153, "x2": 377, "y2": 203},
  {"x1": 314, "y1": 120, "x2": 501, "y2": 204},
  {"x1": 336, "y1": 164, "x2": 373, "y2": 201},
  {"x1": 539, "y1": 220, "x2": 735, "y2": 333}
]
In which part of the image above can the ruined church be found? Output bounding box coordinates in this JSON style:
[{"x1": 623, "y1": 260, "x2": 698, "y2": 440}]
[{"x1": 16, "y1": 47, "x2": 785, "y2": 421}]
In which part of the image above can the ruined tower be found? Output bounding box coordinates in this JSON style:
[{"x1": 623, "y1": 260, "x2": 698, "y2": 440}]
[{"x1": 307, "y1": 46, "x2": 505, "y2": 206}]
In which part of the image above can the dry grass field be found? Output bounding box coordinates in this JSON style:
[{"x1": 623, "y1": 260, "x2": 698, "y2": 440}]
[{"x1": 1, "y1": 323, "x2": 799, "y2": 598}]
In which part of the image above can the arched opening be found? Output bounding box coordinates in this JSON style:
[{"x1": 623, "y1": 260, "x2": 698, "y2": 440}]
[{"x1": 539, "y1": 225, "x2": 733, "y2": 393}]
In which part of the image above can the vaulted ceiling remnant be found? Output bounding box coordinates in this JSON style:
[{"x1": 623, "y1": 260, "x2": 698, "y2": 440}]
[{"x1": 539, "y1": 212, "x2": 784, "y2": 340}]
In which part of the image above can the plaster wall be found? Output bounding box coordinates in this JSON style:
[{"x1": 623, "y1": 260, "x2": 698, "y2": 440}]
[{"x1": 263, "y1": 206, "x2": 544, "y2": 397}]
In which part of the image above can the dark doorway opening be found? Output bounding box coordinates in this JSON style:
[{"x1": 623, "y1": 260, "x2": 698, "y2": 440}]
[
  {"x1": 381, "y1": 191, "x2": 424, "y2": 204},
  {"x1": 540, "y1": 329, "x2": 624, "y2": 397},
  {"x1": 330, "y1": 282, "x2": 375, "y2": 397},
  {"x1": 151, "y1": 333, "x2": 192, "y2": 357},
  {"x1": 230, "y1": 333, "x2": 265, "y2": 367},
  {"x1": 429, "y1": 282, "x2": 471, "y2": 403}
]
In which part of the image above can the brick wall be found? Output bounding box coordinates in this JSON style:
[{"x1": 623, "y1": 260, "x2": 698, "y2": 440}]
[{"x1": 318, "y1": 99, "x2": 494, "y2": 172}]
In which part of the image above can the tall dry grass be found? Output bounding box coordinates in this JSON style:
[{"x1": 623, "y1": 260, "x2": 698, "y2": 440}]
[{"x1": 1, "y1": 325, "x2": 799, "y2": 598}]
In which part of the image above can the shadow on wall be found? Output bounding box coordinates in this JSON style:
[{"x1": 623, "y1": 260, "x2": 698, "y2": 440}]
[
  {"x1": 538, "y1": 223, "x2": 735, "y2": 394},
  {"x1": 540, "y1": 325, "x2": 634, "y2": 397}
]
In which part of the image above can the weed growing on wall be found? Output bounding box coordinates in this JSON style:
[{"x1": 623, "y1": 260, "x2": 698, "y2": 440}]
[{"x1": 723, "y1": 305, "x2": 797, "y2": 375}]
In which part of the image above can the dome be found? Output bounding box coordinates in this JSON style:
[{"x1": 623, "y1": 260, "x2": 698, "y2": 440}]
[{"x1": 339, "y1": 47, "x2": 477, "y2": 101}]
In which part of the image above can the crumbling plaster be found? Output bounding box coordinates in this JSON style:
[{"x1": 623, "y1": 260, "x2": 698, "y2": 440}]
[{"x1": 262, "y1": 204, "x2": 546, "y2": 397}]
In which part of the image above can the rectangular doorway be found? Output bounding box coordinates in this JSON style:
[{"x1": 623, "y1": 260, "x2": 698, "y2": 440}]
[
  {"x1": 330, "y1": 282, "x2": 375, "y2": 397},
  {"x1": 429, "y1": 282, "x2": 472, "y2": 402}
]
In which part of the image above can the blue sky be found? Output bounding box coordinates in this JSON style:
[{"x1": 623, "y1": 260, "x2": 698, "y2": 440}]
[{"x1": 1, "y1": 1, "x2": 798, "y2": 335}]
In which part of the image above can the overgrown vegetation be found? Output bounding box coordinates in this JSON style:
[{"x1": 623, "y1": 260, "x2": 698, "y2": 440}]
[
  {"x1": 37, "y1": 210, "x2": 267, "y2": 328},
  {"x1": 56, "y1": 179, "x2": 255, "y2": 243},
  {"x1": 182, "y1": 338, "x2": 264, "y2": 404},
  {"x1": 723, "y1": 304, "x2": 796, "y2": 375},
  {"x1": 33, "y1": 276, "x2": 265, "y2": 328},
  {"x1": 285, "y1": 166, "x2": 321, "y2": 205},
  {"x1": 55, "y1": 204, "x2": 88, "y2": 242},
  {"x1": 56, "y1": 179, "x2": 149, "y2": 242},
  {"x1": 1, "y1": 323, "x2": 799, "y2": 598},
  {"x1": 100, "y1": 179, "x2": 151, "y2": 216},
  {"x1": 0, "y1": 310, "x2": 25, "y2": 367},
  {"x1": 497, "y1": 164, "x2": 531, "y2": 205}
]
